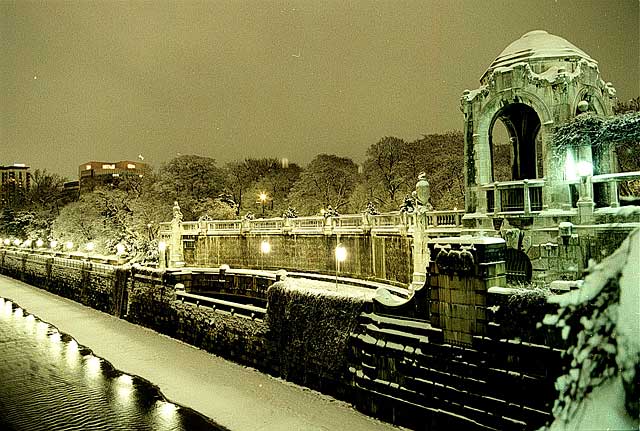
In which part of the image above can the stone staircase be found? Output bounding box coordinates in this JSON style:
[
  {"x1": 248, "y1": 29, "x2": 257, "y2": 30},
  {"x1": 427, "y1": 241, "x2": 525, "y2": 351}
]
[{"x1": 348, "y1": 312, "x2": 559, "y2": 431}]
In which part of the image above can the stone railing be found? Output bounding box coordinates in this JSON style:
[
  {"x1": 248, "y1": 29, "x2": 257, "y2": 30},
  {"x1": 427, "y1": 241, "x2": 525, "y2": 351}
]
[
  {"x1": 425, "y1": 209, "x2": 465, "y2": 227},
  {"x1": 158, "y1": 209, "x2": 465, "y2": 238},
  {"x1": 591, "y1": 171, "x2": 640, "y2": 208},
  {"x1": 482, "y1": 179, "x2": 544, "y2": 214}
]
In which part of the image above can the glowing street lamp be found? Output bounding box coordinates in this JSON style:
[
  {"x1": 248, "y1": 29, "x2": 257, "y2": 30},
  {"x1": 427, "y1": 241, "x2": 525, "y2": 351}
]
[
  {"x1": 23, "y1": 239, "x2": 32, "y2": 248},
  {"x1": 13, "y1": 239, "x2": 21, "y2": 246},
  {"x1": 260, "y1": 240, "x2": 271, "y2": 270},
  {"x1": 86, "y1": 242, "x2": 95, "y2": 253},
  {"x1": 3, "y1": 239, "x2": 9, "y2": 246},
  {"x1": 258, "y1": 192, "x2": 268, "y2": 215},
  {"x1": 65, "y1": 241, "x2": 74, "y2": 251},
  {"x1": 116, "y1": 243, "x2": 126, "y2": 256},
  {"x1": 335, "y1": 243, "x2": 347, "y2": 288},
  {"x1": 36, "y1": 239, "x2": 44, "y2": 248},
  {"x1": 50, "y1": 240, "x2": 58, "y2": 249}
]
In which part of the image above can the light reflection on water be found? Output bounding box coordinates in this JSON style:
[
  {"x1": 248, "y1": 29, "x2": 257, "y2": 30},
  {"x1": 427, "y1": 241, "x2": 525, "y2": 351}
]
[{"x1": 0, "y1": 297, "x2": 225, "y2": 431}]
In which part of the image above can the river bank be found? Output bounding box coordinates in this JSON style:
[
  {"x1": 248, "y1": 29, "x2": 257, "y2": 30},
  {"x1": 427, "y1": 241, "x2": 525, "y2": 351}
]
[{"x1": 0, "y1": 275, "x2": 400, "y2": 431}]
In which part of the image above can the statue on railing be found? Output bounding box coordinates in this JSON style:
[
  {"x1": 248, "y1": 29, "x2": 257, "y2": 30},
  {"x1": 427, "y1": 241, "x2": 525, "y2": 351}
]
[
  {"x1": 364, "y1": 201, "x2": 380, "y2": 216},
  {"x1": 399, "y1": 195, "x2": 416, "y2": 214},
  {"x1": 172, "y1": 201, "x2": 183, "y2": 224},
  {"x1": 282, "y1": 206, "x2": 299, "y2": 219},
  {"x1": 323, "y1": 205, "x2": 339, "y2": 218},
  {"x1": 413, "y1": 172, "x2": 433, "y2": 212}
]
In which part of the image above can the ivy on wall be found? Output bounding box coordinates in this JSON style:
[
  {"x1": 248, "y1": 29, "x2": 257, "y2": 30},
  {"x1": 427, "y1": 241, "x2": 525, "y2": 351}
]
[
  {"x1": 552, "y1": 112, "x2": 640, "y2": 153},
  {"x1": 266, "y1": 281, "x2": 364, "y2": 389}
]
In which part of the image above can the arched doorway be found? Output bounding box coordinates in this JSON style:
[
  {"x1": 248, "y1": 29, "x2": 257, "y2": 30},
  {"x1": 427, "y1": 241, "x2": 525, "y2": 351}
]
[{"x1": 489, "y1": 103, "x2": 543, "y2": 182}]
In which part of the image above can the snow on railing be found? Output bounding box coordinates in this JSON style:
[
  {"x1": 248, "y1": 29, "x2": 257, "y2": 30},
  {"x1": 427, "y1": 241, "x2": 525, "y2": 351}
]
[
  {"x1": 206, "y1": 220, "x2": 242, "y2": 232},
  {"x1": 176, "y1": 291, "x2": 266, "y2": 320},
  {"x1": 427, "y1": 210, "x2": 465, "y2": 227},
  {"x1": 592, "y1": 171, "x2": 640, "y2": 208},
  {"x1": 182, "y1": 222, "x2": 199, "y2": 232},
  {"x1": 160, "y1": 209, "x2": 465, "y2": 237},
  {"x1": 334, "y1": 214, "x2": 365, "y2": 229},
  {"x1": 288, "y1": 216, "x2": 325, "y2": 231},
  {"x1": 370, "y1": 212, "x2": 404, "y2": 227},
  {"x1": 249, "y1": 217, "x2": 285, "y2": 232}
]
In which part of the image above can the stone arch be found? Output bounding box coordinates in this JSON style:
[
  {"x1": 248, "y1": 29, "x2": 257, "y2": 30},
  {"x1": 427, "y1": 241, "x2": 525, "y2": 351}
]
[
  {"x1": 476, "y1": 91, "x2": 552, "y2": 184},
  {"x1": 489, "y1": 103, "x2": 542, "y2": 181}
]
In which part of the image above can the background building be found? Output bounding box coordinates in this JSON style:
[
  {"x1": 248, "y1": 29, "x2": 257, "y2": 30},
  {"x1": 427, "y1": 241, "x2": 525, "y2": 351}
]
[
  {"x1": 79, "y1": 160, "x2": 147, "y2": 193},
  {"x1": 0, "y1": 163, "x2": 32, "y2": 207}
]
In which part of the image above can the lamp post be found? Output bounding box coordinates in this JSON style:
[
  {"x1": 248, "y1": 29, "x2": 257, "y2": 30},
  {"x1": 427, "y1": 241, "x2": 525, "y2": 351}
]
[
  {"x1": 260, "y1": 240, "x2": 271, "y2": 270},
  {"x1": 335, "y1": 243, "x2": 347, "y2": 289},
  {"x1": 576, "y1": 160, "x2": 594, "y2": 224},
  {"x1": 259, "y1": 192, "x2": 268, "y2": 216},
  {"x1": 65, "y1": 241, "x2": 74, "y2": 252}
]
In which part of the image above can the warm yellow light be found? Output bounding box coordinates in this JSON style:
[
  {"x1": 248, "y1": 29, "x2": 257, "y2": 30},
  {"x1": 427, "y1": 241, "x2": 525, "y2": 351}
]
[
  {"x1": 259, "y1": 192, "x2": 267, "y2": 202},
  {"x1": 36, "y1": 239, "x2": 44, "y2": 248},
  {"x1": 116, "y1": 243, "x2": 126, "y2": 255},
  {"x1": 158, "y1": 241, "x2": 167, "y2": 252},
  {"x1": 335, "y1": 245, "x2": 347, "y2": 262},
  {"x1": 260, "y1": 241, "x2": 271, "y2": 254},
  {"x1": 65, "y1": 241, "x2": 74, "y2": 250},
  {"x1": 50, "y1": 240, "x2": 58, "y2": 249},
  {"x1": 86, "y1": 242, "x2": 95, "y2": 252}
]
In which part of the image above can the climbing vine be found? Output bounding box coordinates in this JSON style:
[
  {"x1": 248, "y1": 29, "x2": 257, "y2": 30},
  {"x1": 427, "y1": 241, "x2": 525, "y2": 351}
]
[{"x1": 552, "y1": 112, "x2": 640, "y2": 156}]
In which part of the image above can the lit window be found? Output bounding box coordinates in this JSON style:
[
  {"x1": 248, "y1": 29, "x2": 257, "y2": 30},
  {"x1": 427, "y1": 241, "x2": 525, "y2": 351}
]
[
  {"x1": 102, "y1": 164, "x2": 115, "y2": 170},
  {"x1": 112, "y1": 173, "x2": 120, "y2": 177},
  {"x1": 127, "y1": 164, "x2": 136, "y2": 169},
  {"x1": 86, "y1": 165, "x2": 92, "y2": 170}
]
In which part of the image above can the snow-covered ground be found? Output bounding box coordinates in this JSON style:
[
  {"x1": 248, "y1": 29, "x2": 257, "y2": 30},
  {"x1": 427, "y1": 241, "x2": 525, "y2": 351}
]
[{"x1": 0, "y1": 275, "x2": 402, "y2": 431}]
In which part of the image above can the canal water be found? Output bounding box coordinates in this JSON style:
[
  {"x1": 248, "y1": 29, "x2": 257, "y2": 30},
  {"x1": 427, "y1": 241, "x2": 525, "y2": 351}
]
[{"x1": 0, "y1": 297, "x2": 227, "y2": 431}]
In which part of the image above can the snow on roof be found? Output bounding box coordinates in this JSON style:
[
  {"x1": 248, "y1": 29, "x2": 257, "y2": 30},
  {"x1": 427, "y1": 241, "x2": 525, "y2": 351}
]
[{"x1": 482, "y1": 30, "x2": 596, "y2": 80}]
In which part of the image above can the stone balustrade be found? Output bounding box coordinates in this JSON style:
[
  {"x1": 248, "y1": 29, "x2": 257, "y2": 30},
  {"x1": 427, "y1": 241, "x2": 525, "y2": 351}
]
[
  {"x1": 481, "y1": 179, "x2": 545, "y2": 215},
  {"x1": 159, "y1": 209, "x2": 465, "y2": 237},
  {"x1": 592, "y1": 170, "x2": 640, "y2": 208}
]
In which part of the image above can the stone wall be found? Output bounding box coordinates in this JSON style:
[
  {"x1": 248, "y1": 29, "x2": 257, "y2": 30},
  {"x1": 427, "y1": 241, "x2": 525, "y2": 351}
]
[
  {"x1": 189, "y1": 233, "x2": 412, "y2": 286},
  {"x1": 0, "y1": 247, "x2": 569, "y2": 431},
  {"x1": 0, "y1": 250, "x2": 127, "y2": 315}
]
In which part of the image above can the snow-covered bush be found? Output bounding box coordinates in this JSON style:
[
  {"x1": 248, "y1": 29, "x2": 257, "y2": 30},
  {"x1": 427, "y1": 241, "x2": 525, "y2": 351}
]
[{"x1": 543, "y1": 229, "x2": 639, "y2": 425}]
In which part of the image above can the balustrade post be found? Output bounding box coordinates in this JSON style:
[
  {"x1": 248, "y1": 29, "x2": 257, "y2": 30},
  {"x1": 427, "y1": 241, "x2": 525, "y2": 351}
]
[
  {"x1": 609, "y1": 180, "x2": 620, "y2": 208},
  {"x1": 493, "y1": 184, "x2": 501, "y2": 214},
  {"x1": 523, "y1": 180, "x2": 532, "y2": 215}
]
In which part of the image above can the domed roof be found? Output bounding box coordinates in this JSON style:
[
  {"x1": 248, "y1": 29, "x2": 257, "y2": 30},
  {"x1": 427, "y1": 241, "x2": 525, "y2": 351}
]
[{"x1": 482, "y1": 30, "x2": 596, "y2": 79}]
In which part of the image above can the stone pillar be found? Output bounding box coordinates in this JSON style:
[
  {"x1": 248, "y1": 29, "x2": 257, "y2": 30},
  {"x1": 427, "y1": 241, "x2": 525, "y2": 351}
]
[
  {"x1": 411, "y1": 211, "x2": 429, "y2": 290},
  {"x1": 411, "y1": 173, "x2": 432, "y2": 290},
  {"x1": 428, "y1": 236, "x2": 506, "y2": 346},
  {"x1": 169, "y1": 201, "x2": 184, "y2": 267}
]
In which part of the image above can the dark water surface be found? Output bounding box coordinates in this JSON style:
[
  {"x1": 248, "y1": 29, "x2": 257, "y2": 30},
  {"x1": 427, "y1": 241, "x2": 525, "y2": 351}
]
[{"x1": 0, "y1": 297, "x2": 228, "y2": 431}]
